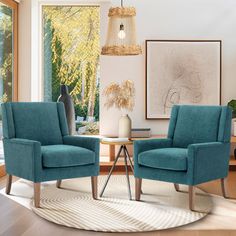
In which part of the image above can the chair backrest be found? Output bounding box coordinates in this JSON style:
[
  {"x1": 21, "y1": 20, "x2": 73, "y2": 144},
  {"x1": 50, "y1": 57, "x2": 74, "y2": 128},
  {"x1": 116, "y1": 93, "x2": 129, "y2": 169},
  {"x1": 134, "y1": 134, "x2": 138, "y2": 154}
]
[
  {"x1": 1, "y1": 102, "x2": 69, "y2": 145},
  {"x1": 168, "y1": 105, "x2": 232, "y2": 148}
]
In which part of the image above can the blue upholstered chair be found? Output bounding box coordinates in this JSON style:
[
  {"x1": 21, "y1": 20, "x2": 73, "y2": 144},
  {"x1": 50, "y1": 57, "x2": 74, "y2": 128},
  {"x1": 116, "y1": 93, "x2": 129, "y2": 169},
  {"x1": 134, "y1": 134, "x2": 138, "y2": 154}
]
[
  {"x1": 2, "y1": 102, "x2": 100, "y2": 207},
  {"x1": 134, "y1": 105, "x2": 232, "y2": 210}
]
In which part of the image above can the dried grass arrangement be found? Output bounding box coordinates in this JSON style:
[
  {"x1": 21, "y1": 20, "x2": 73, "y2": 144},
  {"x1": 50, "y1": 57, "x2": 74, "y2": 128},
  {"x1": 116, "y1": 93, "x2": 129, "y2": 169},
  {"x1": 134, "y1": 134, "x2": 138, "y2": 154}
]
[{"x1": 103, "y1": 80, "x2": 135, "y2": 111}]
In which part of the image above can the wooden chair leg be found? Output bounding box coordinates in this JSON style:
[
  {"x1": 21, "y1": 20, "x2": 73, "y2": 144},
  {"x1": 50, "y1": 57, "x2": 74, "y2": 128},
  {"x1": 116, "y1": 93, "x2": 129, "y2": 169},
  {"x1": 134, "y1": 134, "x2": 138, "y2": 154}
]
[
  {"x1": 189, "y1": 186, "x2": 195, "y2": 211},
  {"x1": 221, "y1": 178, "x2": 228, "y2": 198},
  {"x1": 5, "y1": 174, "x2": 12, "y2": 195},
  {"x1": 135, "y1": 178, "x2": 142, "y2": 201},
  {"x1": 34, "y1": 183, "x2": 41, "y2": 208},
  {"x1": 140, "y1": 178, "x2": 143, "y2": 194},
  {"x1": 174, "y1": 183, "x2": 180, "y2": 192},
  {"x1": 56, "y1": 180, "x2": 62, "y2": 188},
  {"x1": 91, "y1": 176, "x2": 98, "y2": 199}
]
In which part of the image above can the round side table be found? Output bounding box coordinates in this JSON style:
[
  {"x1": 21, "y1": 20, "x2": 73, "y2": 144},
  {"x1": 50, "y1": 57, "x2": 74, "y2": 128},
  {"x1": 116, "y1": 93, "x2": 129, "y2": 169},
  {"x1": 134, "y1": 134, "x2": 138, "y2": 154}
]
[{"x1": 100, "y1": 140, "x2": 134, "y2": 200}]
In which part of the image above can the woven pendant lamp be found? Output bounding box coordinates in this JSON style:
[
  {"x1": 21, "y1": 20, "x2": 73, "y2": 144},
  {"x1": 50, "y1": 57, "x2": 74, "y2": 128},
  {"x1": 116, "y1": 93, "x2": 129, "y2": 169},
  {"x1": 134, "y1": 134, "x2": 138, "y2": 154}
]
[{"x1": 101, "y1": 0, "x2": 142, "y2": 56}]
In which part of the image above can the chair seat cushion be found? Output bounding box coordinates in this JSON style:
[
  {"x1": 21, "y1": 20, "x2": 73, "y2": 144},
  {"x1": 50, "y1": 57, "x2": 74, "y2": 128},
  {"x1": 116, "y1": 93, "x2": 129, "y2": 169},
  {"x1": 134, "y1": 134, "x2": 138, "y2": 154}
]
[
  {"x1": 42, "y1": 145, "x2": 95, "y2": 168},
  {"x1": 138, "y1": 148, "x2": 188, "y2": 171}
]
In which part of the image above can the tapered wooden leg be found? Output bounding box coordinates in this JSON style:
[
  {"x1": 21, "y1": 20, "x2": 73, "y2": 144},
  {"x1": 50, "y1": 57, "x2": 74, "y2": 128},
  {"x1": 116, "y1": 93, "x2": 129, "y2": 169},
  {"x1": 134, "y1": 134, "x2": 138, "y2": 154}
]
[
  {"x1": 5, "y1": 174, "x2": 12, "y2": 195},
  {"x1": 56, "y1": 180, "x2": 62, "y2": 188},
  {"x1": 174, "y1": 183, "x2": 180, "y2": 192},
  {"x1": 189, "y1": 186, "x2": 195, "y2": 211},
  {"x1": 91, "y1": 176, "x2": 98, "y2": 199},
  {"x1": 221, "y1": 178, "x2": 228, "y2": 198},
  {"x1": 140, "y1": 178, "x2": 143, "y2": 194},
  {"x1": 34, "y1": 183, "x2": 41, "y2": 208},
  {"x1": 135, "y1": 178, "x2": 142, "y2": 201}
]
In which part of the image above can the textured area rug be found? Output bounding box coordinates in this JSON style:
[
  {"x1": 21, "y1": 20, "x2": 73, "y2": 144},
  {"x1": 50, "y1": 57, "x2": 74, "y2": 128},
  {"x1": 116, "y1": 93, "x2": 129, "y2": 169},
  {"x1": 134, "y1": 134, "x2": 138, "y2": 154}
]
[
  {"x1": 3, "y1": 177, "x2": 236, "y2": 231},
  {"x1": 27, "y1": 176, "x2": 212, "y2": 232}
]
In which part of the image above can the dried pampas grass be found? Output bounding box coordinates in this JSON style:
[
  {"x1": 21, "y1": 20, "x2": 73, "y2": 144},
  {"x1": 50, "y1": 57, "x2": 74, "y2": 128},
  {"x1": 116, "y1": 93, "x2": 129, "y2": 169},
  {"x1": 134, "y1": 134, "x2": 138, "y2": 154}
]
[{"x1": 103, "y1": 80, "x2": 135, "y2": 111}]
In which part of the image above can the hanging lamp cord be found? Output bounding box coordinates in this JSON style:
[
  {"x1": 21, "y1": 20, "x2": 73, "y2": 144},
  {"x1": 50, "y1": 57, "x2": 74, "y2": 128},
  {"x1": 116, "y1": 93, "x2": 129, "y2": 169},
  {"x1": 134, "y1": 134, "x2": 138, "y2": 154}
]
[{"x1": 121, "y1": 0, "x2": 123, "y2": 7}]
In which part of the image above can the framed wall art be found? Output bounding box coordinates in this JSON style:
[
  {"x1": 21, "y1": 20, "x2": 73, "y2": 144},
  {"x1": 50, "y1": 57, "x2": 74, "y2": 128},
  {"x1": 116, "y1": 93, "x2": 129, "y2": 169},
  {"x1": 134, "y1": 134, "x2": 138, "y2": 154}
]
[{"x1": 145, "y1": 40, "x2": 222, "y2": 119}]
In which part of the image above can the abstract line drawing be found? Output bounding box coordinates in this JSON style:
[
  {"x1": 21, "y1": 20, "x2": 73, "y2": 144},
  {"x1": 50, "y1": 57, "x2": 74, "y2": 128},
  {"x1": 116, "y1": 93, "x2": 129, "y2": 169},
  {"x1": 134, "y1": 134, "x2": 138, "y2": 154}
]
[{"x1": 145, "y1": 40, "x2": 221, "y2": 119}]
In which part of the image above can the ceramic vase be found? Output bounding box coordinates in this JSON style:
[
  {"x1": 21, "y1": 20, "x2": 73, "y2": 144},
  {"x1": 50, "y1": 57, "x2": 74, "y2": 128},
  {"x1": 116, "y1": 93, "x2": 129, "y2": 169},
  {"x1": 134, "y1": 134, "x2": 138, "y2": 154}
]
[
  {"x1": 118, "y1": 114, "x2": 131, "y2": 138},
  {"x1": 58, "y1": 84, "x2": 76, "y2": 135}
]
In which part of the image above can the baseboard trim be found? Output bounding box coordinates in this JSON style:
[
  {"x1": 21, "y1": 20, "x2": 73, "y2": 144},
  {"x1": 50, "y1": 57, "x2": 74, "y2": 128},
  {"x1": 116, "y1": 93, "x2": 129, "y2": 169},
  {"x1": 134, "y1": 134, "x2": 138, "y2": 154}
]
[{"x1": 100, "y1": 162, "x2": 132, "y2": 175}]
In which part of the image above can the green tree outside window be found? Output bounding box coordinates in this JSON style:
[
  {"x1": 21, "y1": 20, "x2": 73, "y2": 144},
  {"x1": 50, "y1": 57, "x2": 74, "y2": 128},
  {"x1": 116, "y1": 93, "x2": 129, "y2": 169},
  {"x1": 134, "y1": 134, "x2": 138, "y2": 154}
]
[{"x1": 43, "y1": 6, "x2": 100, "y2": 135}]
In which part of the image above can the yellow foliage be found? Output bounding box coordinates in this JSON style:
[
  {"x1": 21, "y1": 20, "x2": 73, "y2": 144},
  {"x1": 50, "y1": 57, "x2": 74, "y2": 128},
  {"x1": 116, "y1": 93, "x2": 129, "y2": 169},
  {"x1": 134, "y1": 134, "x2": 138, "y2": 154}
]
[
  {"x1": 0, "y1": 93, "x2": 8, "y2": 103},
  {"x1": 43, "y1": 6, "x2": 100, "y2": 110}
]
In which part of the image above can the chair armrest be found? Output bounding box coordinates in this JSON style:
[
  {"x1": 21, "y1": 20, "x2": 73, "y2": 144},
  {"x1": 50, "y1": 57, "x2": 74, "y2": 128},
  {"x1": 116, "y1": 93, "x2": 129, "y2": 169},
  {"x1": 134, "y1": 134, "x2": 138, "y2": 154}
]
[
  {"x1": 187, "y1": 142, "x2": 230, "y2": 185},
  {"x1": 3, "y1": 138, "x2": 42, "y2": 182},
  {"x1": 134, "y1": 138, "x2": 172, "y2": 155},
  {"x1": 63, "y1": 135, "x2": 100, "y2": 155},
  {"x1": 134, "y1": 138, "x2": 172, "y2": 167},
  {"x1": 6, "y1": 138, "x2": 41, "y2": 146}
]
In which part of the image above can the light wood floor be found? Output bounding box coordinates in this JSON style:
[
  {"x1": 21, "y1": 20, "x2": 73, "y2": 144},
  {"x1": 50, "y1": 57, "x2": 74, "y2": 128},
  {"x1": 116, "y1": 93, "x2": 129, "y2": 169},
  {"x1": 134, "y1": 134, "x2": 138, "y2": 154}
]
[{"x1": 1, "y1": 172, "x2": 236, "y2": 236}]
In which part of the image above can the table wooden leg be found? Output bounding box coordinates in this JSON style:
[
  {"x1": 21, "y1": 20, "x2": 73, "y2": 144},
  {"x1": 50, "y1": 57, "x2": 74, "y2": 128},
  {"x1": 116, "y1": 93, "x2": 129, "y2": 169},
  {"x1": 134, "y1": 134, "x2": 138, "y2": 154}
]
[{"x1": 109, "y1": 144, "x2": 115, "y2": 162}]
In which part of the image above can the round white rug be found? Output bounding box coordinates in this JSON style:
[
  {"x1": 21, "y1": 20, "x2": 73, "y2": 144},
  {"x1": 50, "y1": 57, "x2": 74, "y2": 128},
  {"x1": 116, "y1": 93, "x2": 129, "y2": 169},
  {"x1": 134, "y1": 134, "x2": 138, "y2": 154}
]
[{"x1": 31, "y1": 175, "x2": 212, "y2": 232}]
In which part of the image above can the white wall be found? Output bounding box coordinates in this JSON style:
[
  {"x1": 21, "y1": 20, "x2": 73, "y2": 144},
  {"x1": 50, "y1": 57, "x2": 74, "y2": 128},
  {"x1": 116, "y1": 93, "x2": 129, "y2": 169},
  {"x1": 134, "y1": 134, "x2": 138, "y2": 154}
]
[
  {"x1": 18, "y1": 0, "x2": 31, "y2": 101},
  {"x1": 100, "y1": 0, "x2": 236, "y2": 136},
  {"x1": 18, "y1": 0, "x2": 236, "y2": 135}
]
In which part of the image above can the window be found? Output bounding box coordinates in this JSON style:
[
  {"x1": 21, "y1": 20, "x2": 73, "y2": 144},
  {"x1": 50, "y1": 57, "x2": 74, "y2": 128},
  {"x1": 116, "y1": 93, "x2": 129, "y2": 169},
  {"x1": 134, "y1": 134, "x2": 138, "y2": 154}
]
[{"x1": 43, "y1": 6, "x2": 100, "y2": 135}]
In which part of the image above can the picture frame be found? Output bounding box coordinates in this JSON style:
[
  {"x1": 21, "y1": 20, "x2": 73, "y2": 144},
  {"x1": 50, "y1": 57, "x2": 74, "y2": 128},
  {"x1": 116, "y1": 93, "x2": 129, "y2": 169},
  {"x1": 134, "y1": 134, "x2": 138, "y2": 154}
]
[{"x1": 145, "y1": 40, "x2": 222, "y2": 120}]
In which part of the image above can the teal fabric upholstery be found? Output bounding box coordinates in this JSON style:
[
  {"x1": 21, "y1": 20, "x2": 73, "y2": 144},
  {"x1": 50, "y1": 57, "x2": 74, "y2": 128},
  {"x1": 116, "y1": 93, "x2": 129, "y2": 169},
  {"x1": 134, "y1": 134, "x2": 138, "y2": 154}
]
[
  {"x1": 63, "y1": 135, "x2": 100, "y2": 154},
  {"x1": 3, "y1": 138, "x2": 42, "y2": 181},
  {"x1": 8, "y1": 102, "x2": 63, "y2": 145},
  {"x1": 171, "y1": 106, "x2": 221, "y2": 148},
  {"x1": 138, "y1": 148, "x2": 187, "y2": 171},
  {"x1": 134, "y1": 138, "x2": 172, "y2": 154},
  {"x1": 134, "y1": 105, "x2": 232, "y2": 186},
  {"x1": 42, "y1": 145, "x2": 95, "y2": 168},
  {"x1": 2, "y1": 102, "x2": 100, "y2": 183},
  {"x1": 1, "y1": 103, "x2": 15, "y2": 139}
]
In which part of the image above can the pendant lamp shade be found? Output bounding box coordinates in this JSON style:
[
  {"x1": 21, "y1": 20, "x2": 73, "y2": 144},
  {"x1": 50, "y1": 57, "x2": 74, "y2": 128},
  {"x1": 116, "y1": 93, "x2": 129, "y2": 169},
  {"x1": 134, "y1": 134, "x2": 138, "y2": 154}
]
[{"x1": 101, "y1": 7, "x2": 142, "y2": 56}]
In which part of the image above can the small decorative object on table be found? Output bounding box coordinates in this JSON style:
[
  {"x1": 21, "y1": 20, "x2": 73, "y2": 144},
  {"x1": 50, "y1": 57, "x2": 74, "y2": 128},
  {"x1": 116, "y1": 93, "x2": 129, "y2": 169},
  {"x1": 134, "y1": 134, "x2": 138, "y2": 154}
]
[
  {"x1": 58, "y1": 84, "x2": 76, "y2": 135},
  {"x1": 119, "y1": 115, "x2": 131, "y2": 138},
  {"x1": 228, "y1": 100, "x2": 236, "y2": 134},
  {"x1": 228, "y1": 99, "x2": 236, "y2": 158},
  {"x1": 102, "y1": 137, "x2": 130, "y2": 143},
  {"x1": 103, "y1": 80, "x2": 135, "y2": 138},
  {"x1": 131, "y1": 128, "x2": 151, "y2": 138}
]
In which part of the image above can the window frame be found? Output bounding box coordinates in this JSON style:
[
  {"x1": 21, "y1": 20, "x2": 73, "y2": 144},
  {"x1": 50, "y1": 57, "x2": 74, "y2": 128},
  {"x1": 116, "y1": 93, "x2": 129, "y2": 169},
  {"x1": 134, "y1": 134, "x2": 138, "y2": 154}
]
[{"x1": 0, "y1": 0, "x2": 18, "y2": 101}]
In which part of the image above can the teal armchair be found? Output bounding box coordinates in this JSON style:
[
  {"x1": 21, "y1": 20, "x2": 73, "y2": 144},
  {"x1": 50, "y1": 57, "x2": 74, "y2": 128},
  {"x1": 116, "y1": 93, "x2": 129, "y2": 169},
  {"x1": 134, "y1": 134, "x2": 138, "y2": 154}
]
[
  {"x1": 134, "y1": 105, "x2": 232, "y2": 210},
  {"x1": 2, "y1": 102, "x2": 100, "y2": 207}
]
